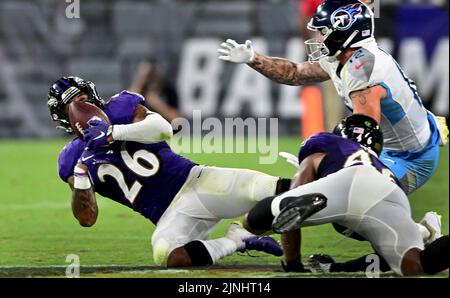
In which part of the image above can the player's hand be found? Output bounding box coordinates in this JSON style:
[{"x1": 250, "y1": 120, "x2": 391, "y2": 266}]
[
  {"x1": 77, "y1": 146, "x2": 114, "y2": 168},
  {"x1": 279, "y1": 152, "x2": 300, "y2": 170},
  {"x1": 84, "y1": 119, "x2": 113, "y2": 151},
  {"x1": 281, "y1": 258, "x2": 311, "y2": 273},
  {"x1": 218, "y1": 39, "x2": 255, "y2": 63}
]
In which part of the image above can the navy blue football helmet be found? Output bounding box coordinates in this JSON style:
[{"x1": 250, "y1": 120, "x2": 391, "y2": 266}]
[
  {"x1": 305, "y1": 0, "x2": 375, "y2": 63},
  {"x1": 47, "y1": 76, "x2": 105, "y2": 133},
  {"x1": 333, "y1": 114, "x2": 383, "y2": 155}
]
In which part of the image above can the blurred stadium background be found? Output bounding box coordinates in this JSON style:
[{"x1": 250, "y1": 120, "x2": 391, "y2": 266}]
[
  {"x1": 0, "y1": 0, "x2": 448, "y2": 138},
  {"x1": 0, "y1": 0, "x2": 448, "y2": 277}
]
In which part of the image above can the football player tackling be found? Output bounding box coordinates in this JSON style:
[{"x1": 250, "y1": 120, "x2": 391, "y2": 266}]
[
  {"x1": 219, "y1": 0, "x2": 447, "y2": 272},
  {"x1": 244, "y1": 114, "x2": 449, "y2": 276},
  {"x1": 47, "y1": 76, "x2": 286, "y2": 268}
]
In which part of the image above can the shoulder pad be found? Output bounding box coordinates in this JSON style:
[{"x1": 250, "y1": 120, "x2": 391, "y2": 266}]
[
  {"x1": 105, "y1": 90, "x2": 145, "y2": 125},
  {"x1": 346, "y1": 48, "x2": 376, "y2": 83}
]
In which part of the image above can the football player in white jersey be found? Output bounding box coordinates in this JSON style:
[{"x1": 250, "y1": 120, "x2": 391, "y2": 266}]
[{"x1": 218, "y1": 0, "x2": 447, "y2": 272}]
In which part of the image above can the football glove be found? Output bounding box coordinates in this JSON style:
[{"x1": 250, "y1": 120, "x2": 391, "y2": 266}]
[
  {"x1": 77, "y1": 146, "x2": 114, "y2": 168},
  {"x1": 84, "y1": 119, "x2": 113, "y2": 151},
  {"x1": 218, "y1": 39, "x2": 255, "y2": 63},
  {"x1": 307, "y1": 254, "x2": 335, "y2": 273},
  {"x1": 279, "y1": 152, "x2": 300, "y2": 171}
]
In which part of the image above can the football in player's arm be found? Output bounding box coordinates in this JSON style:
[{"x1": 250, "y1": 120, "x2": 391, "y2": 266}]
[
  {"x1": 48, "y1": 76, "x2": 287, "y2": 268},
  {"x1": 67, "y1": 99, "x2": 172, "y2": 227}
]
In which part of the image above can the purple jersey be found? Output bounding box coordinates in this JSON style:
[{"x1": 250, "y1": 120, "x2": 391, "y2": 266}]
[
  {"x1": 58, "y1": 91, "x2": 196, "y2": 224},
  {"x1": 298, "y1": 132, "x2": 401, "y2": 188}
]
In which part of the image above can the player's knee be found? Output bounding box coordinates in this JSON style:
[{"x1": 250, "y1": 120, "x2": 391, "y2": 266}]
[
  {"x1": 166, "y1": 246, "x2": 194, "y2": 268},
  {"x1": 152, "y1": 238, "x2": 173, "y2": 267}
]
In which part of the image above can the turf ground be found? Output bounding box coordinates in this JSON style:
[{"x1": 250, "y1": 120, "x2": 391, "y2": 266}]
[{"x1": 0, "y1": 138, "x2": 448, "y2": 278}]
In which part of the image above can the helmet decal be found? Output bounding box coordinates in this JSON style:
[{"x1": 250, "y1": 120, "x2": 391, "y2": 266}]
[
  {"x1": 331, "y1": 3, "x2": 363, "y2": 31},
  {"x1": 333, "y1": 114, "x2": 383, "y2": 155},
  {"x1": 305, "y1": 1, "x2": 373, "y2": 62}
]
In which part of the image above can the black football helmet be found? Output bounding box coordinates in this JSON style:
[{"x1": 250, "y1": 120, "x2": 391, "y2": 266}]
[
  {"x1": 305, "y1": 0, "x2": 375, "y2": 63},
  {"x1": 333, "y1": 114, "x2": 383, "y2": 155},
  {"x1": 47, "y1": 76, "x2": 105, "y2": 133}
]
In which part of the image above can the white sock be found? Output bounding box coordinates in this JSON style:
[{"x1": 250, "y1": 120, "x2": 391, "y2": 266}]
[
  {"x1": 417, "y1": 223, "x2": 431, "y2": 242},
  {"x1": 200, "y1": 238, "x2": 239, "y2": 264}
]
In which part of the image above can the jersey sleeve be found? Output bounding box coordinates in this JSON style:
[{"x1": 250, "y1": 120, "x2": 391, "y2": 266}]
[
  {"x1": 341, "y1": 47, "x2": 391, "y2": 96},
  {"x1": 298, "y1": 132, "x2": 334, "y2": 164},
  {"x1": 58, "y1": 138, "x2": 85, "y2": 182},
  {"x1": 104, "y1": 90, "x2": 146, "y2": 125}
]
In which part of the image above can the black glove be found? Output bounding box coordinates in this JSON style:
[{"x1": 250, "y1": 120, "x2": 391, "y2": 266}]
[{"x1": 281, "y1": 256, "x2": 311, "y2": 272}]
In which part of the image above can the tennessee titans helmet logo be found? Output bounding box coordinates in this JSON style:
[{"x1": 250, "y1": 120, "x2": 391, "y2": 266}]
[{"x1": 331, "y1": 3, "x2": 363, "y2": 31}]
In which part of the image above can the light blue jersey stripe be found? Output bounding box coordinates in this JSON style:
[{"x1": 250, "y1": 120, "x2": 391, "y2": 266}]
[{"x1": 379, "y1": 82, "x2": 406, "y2": 126}]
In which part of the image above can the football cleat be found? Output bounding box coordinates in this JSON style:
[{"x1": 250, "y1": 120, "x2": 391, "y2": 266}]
[
  {"x1": 435, "y1": 115, "x2": 449, "y2": 146},
  {"x1": 241, "y1": 236, "x2": 283, "y2": 256},
  {"x1": 420, "y1": 211, "x2": 442, "y2": 246},
  {"x1": 226, "y1": 222, "x2": 283, "y2": 256},
  {"x1": 307, "y1": 254, "x2": 335, "y2": 273},
  {"x1": 272, "y1": 193, "x2": 327, "y2": 234}
]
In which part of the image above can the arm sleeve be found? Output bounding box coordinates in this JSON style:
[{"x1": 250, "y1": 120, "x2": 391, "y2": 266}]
[
  {"x1": 111, "y1": 112, "x2": 173, "y2": 144},
  {"x1": 105, "y1": 90, "x2": 173, "y2": 144}
]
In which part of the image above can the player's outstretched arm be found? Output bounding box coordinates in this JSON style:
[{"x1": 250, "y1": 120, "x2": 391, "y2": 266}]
[
  {"x1": 248, "y1": 53, "x2": 330, "y2": 86},
  {"x1": 67, "y1": 169, "x2": 98, "y2": 227},
  {"x1": 280, "y1": 152, "x2": 325, "y2": 272},
  {"x1": 218, "y1": 39, "x2": 330, "y2": 86}
]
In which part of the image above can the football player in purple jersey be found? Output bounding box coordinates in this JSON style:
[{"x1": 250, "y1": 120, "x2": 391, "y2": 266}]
[
  {"x1": 243, "y1": 114, "x2": 449, "y2": 276},
  {"x1": 47, "y1": 76, "x2": 288, "y2": 268}
]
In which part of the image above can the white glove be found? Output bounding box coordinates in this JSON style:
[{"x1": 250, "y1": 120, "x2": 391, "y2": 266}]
[
  {"x1": 279, "y1": 152, "x2": 300, "y2": 171},
  {"x1": 218, "y1": 39, "x2": 255, "y2": 64}
]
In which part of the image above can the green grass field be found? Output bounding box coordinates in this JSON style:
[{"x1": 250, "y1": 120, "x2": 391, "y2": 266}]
[{"x1": 0, "y1": 138, "x2": 448, "y2": 278}]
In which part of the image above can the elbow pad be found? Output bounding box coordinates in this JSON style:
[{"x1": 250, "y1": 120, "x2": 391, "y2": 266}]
[{"x1": 112, "y1": 113, "x2": 173, "y2": 144}]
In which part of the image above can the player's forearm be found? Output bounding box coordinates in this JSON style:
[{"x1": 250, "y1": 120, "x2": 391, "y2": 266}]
[
  {"x1": 282, "y1": 229, "x2": 301, "y2": 261},
  {"x1": 70, "y1": 165, "x2": 98, "y2": 227},
  {"x1": 281, "y1": 228, "x2": 309, "y2": 272},
  {"x1": 72, "y1": 189, "x2": 98, "y2": 227},
  {"x1": 247, "y1": 53, "x2": 330, "y2": 86}
]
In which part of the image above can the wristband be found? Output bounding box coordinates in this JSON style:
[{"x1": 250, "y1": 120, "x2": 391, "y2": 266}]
[{"x1": 74, "y1": 165, "x2": 91, "y2": 190}]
